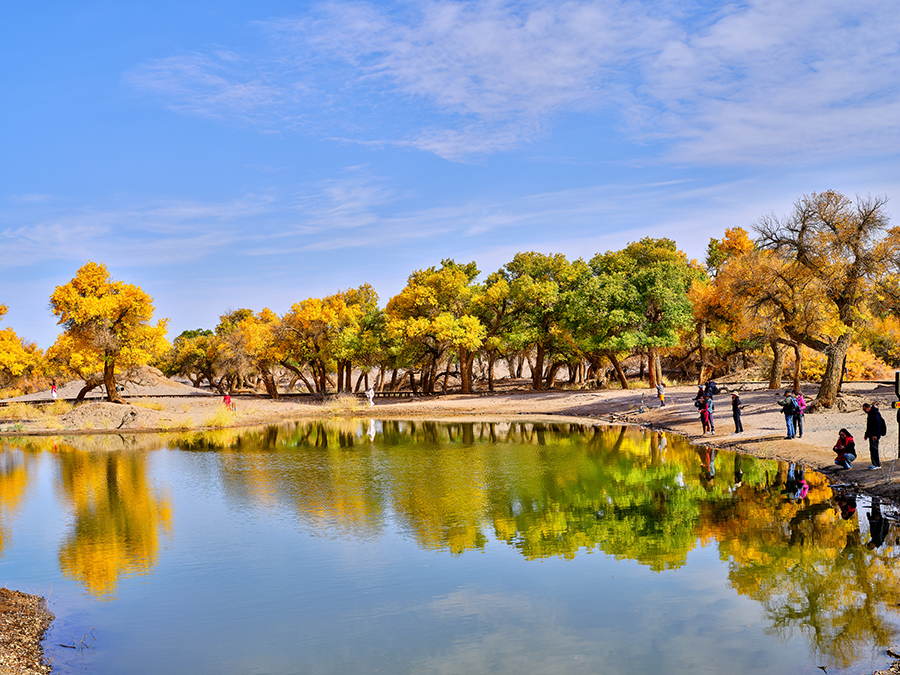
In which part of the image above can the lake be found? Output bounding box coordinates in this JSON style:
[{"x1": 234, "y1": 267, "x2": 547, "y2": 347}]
[{"x1": 1, "y1": 419, "x2": 898, "y2": 674}]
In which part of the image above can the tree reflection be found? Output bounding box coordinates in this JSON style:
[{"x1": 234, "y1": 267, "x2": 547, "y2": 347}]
[
  {"x1": 55, "y1": 445, "x2": 172, "y2": 598},
  {"x1": 17, "y1": 419, "x2": 894, "y2": 664},
  {"x1": 0, "y1": 447, "x2": 35, "y2": 553},
  {"x1": 180, "y1": 418, "x2": 900, "y2": 669}
]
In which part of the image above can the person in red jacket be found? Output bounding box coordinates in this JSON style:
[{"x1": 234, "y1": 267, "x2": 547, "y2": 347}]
[{"x1": 832, "y1": 428, "x2": 856, "y2": 470}]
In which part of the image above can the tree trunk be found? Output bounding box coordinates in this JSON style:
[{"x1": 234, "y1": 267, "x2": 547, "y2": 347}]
[
  {"x1": 76, "y1": 373, "x2": 104, "y2": 402},
  {"x1": 768, "y1": 340, "x2": 786, "y2": 390},
  {"x1": 545, "y1": 362, "x2": 561, "y2": 389},
  {"x1": 281, "y1": 361, "x2": 315, "y2": 393},
  {"x1": 647, "y1": 347, "x2": 658, "y2": 388},
  {"x1": 488, "y1": 356, "x2": 495, "y2": 392},
  {"x1": 606, "y1": 351, "x2": 629, "y2": 389},
  {"x1": 459, "y1": 347, "x2": 473, "y2": 394},
  {"x1": 697, "y1": 320, "x2": 708, "y2": 385},
  {"x1": 263, "y1": 372, "x2": 279, "y2": 399},
  {"x1": 792, "y1": 343, "x2": 801, "y2": 391},
  {"x1": 355, "y1": 371, "x2": 366, "y2": 392},
  {"x1": 103, "y1": 358, "x2": 125, "y2": 404},
  {"x1": 813, "y1": 333, "x2": 852, "y2": 408},
  {"x1": 532, "y1": 344, "x2": 545, "y2": 391}
]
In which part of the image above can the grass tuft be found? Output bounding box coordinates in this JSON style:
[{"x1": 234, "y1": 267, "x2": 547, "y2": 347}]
[
  {"x1": 132, "y1": 400, "x2": 164, "y2": 412},
  {"x1": 322, "y1": 394, "x2": 362, "y2": 414},
  {"x1": 203, "y1": 407, "x2": 236, "y2": 428}
]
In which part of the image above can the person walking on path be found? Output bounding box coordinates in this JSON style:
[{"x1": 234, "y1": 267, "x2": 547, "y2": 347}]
[
  {"x1": 731, "y1": 393, "x2": 744, "y2": 433},
  {"x1": 863, "y1": 403, "x2": 887, "y2": 469},
  {"x1": 776, "y1": 391, "x2": 798, "y2": 439},
  {"x1": 792, "y1": 389, "x2": 806, "y2": 438},
  {"x1": 656, "y1": 382, "x2": 666, "y2": 407}
]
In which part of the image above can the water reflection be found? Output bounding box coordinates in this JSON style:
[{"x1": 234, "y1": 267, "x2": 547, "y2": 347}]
[
  {"x1": 0, "y1": 449, "x2": 33, "y2": 552},
  {"x1": 55, "y1": 446, "x2": 173, "y2": 597},
  {"x1": 1, "y1": 420, "x2": 899, "y2": 670}
]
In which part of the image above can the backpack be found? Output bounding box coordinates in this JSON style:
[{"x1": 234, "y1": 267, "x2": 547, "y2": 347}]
[{"x1": 878, "y1": 413, "x2": 888, "y2": 437}]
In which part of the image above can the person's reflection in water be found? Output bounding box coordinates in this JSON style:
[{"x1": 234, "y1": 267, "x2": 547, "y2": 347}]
[
  {"x1": 733, "y1": 454, "x2": 744, "y2": 487},
  {"x1": 867, "y1": 497, "x2": 890, "y2": 549},
  {"x1": 835, "y1": 493, "x2": 858, "y2": 521},
  {"x1": 698, "y1": 447, "x2": 717, "y2": 489},
  {"x1": 781, "y1": 463, "x2": 809, "y2": 503}
]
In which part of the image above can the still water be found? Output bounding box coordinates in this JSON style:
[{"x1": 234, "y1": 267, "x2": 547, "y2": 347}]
[{"x1": 1, "y1": 420, "x2": 898, "y2": 674}]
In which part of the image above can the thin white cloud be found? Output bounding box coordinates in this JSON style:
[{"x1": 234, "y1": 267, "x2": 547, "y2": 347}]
[
  {"x1": 640, "y1": 0, "x2": 900, "y2": 162},
  {"x1": 0, "y1": 195, "x2": 274, "y2": 268},
  {"x1": 127, "y1": 0, "x2": 900, "y2": 164},
  {"x1": 124, "y1": 51, "x2": 287, "y2": 123}
]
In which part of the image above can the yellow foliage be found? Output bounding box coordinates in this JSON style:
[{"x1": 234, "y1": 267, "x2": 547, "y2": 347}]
[
  {"x1": 0, "y1": 309, "x2": 42, "y2": 389},
  {"x1": 48, "y1": 262, "x2": 169, "y2": 393},
  {"x1": 781, "y1": 343, "x2": 892, "y2": 381}
]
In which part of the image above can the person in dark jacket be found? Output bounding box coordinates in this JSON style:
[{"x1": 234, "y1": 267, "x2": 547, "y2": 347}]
[
  {"x1": 862, "y1": 403, "x2": 887, "y2": 469},
  {"x1": 867, "y1": 497, "x2": 890, "y2": 549},
  {"x1": 776, "y1": 391, "x2": 798, "y2": 439},
  {"x1": 731, "y1": 393, "x2": 743, "y2": 433}
]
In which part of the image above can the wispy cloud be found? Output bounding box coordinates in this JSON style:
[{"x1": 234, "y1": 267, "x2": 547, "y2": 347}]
[
  {"x1": 640, "y1": 0, "x2": 900, "y2": 163},
  {"x1": 126, "y1": 0, "x2": 900, "y2": 163},
  {"x1": 124, "y1": 51, "x2": 287, "y2": 123},
  {"x1": 0, "y1": 195, "x2": 273, "y2": 268}
]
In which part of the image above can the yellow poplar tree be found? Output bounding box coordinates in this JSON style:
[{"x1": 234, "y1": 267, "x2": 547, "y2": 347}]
[
  {"x1": 0, "y1": 305, "x2": 42, "y2": 392},
  {"x1": 49, "y1": 262, "x2": 169, "y2": 403},
  {"x1": 385, "y1": 261, "x2": 486, "y2": 394}
]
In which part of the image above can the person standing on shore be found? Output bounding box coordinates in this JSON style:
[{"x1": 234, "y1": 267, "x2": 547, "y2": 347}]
[
  {"x1": 704, "y1": 381, "x2": 718, "y2": 434},
  {"x1": 731, "y1": 393, "x2": 743, "y2": 433},
  {"x1": 776, "y1": 391, "x2": 798, "y2": 439},
  {"x1": 694, "y1": 389, "x2": 710, "y2": 435},
  {"x1": 656, "y1": 382, "x2": 666, "y2": 407},
  {"x1": 862, "y1": 403, "x2": 887, "y2": 470},
  {"x1": 792, "y1": 389, "x2": 806, "y2": 438}
]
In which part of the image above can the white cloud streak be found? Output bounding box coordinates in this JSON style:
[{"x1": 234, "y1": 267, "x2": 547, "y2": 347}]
[{"x1": 126, "y1": 0, "x2": 900, "y2": 164}]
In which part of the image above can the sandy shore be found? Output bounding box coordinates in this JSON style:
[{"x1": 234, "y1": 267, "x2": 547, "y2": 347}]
[
  {"x1": 4, "y1": 378, "x2": 899, "y2": 497},
  {"x1": 0, "y1": 588, "x2": 54, "y2": 675}
]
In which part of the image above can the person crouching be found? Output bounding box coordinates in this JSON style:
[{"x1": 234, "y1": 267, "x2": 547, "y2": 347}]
[{"x1": 833, "y1": 428, "x2": 856, "y2": 470}]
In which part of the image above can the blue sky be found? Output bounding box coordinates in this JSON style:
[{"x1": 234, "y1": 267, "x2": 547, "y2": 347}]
[{"x1": 3, "y1": 0, "x2": 900, "y2": 348}]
